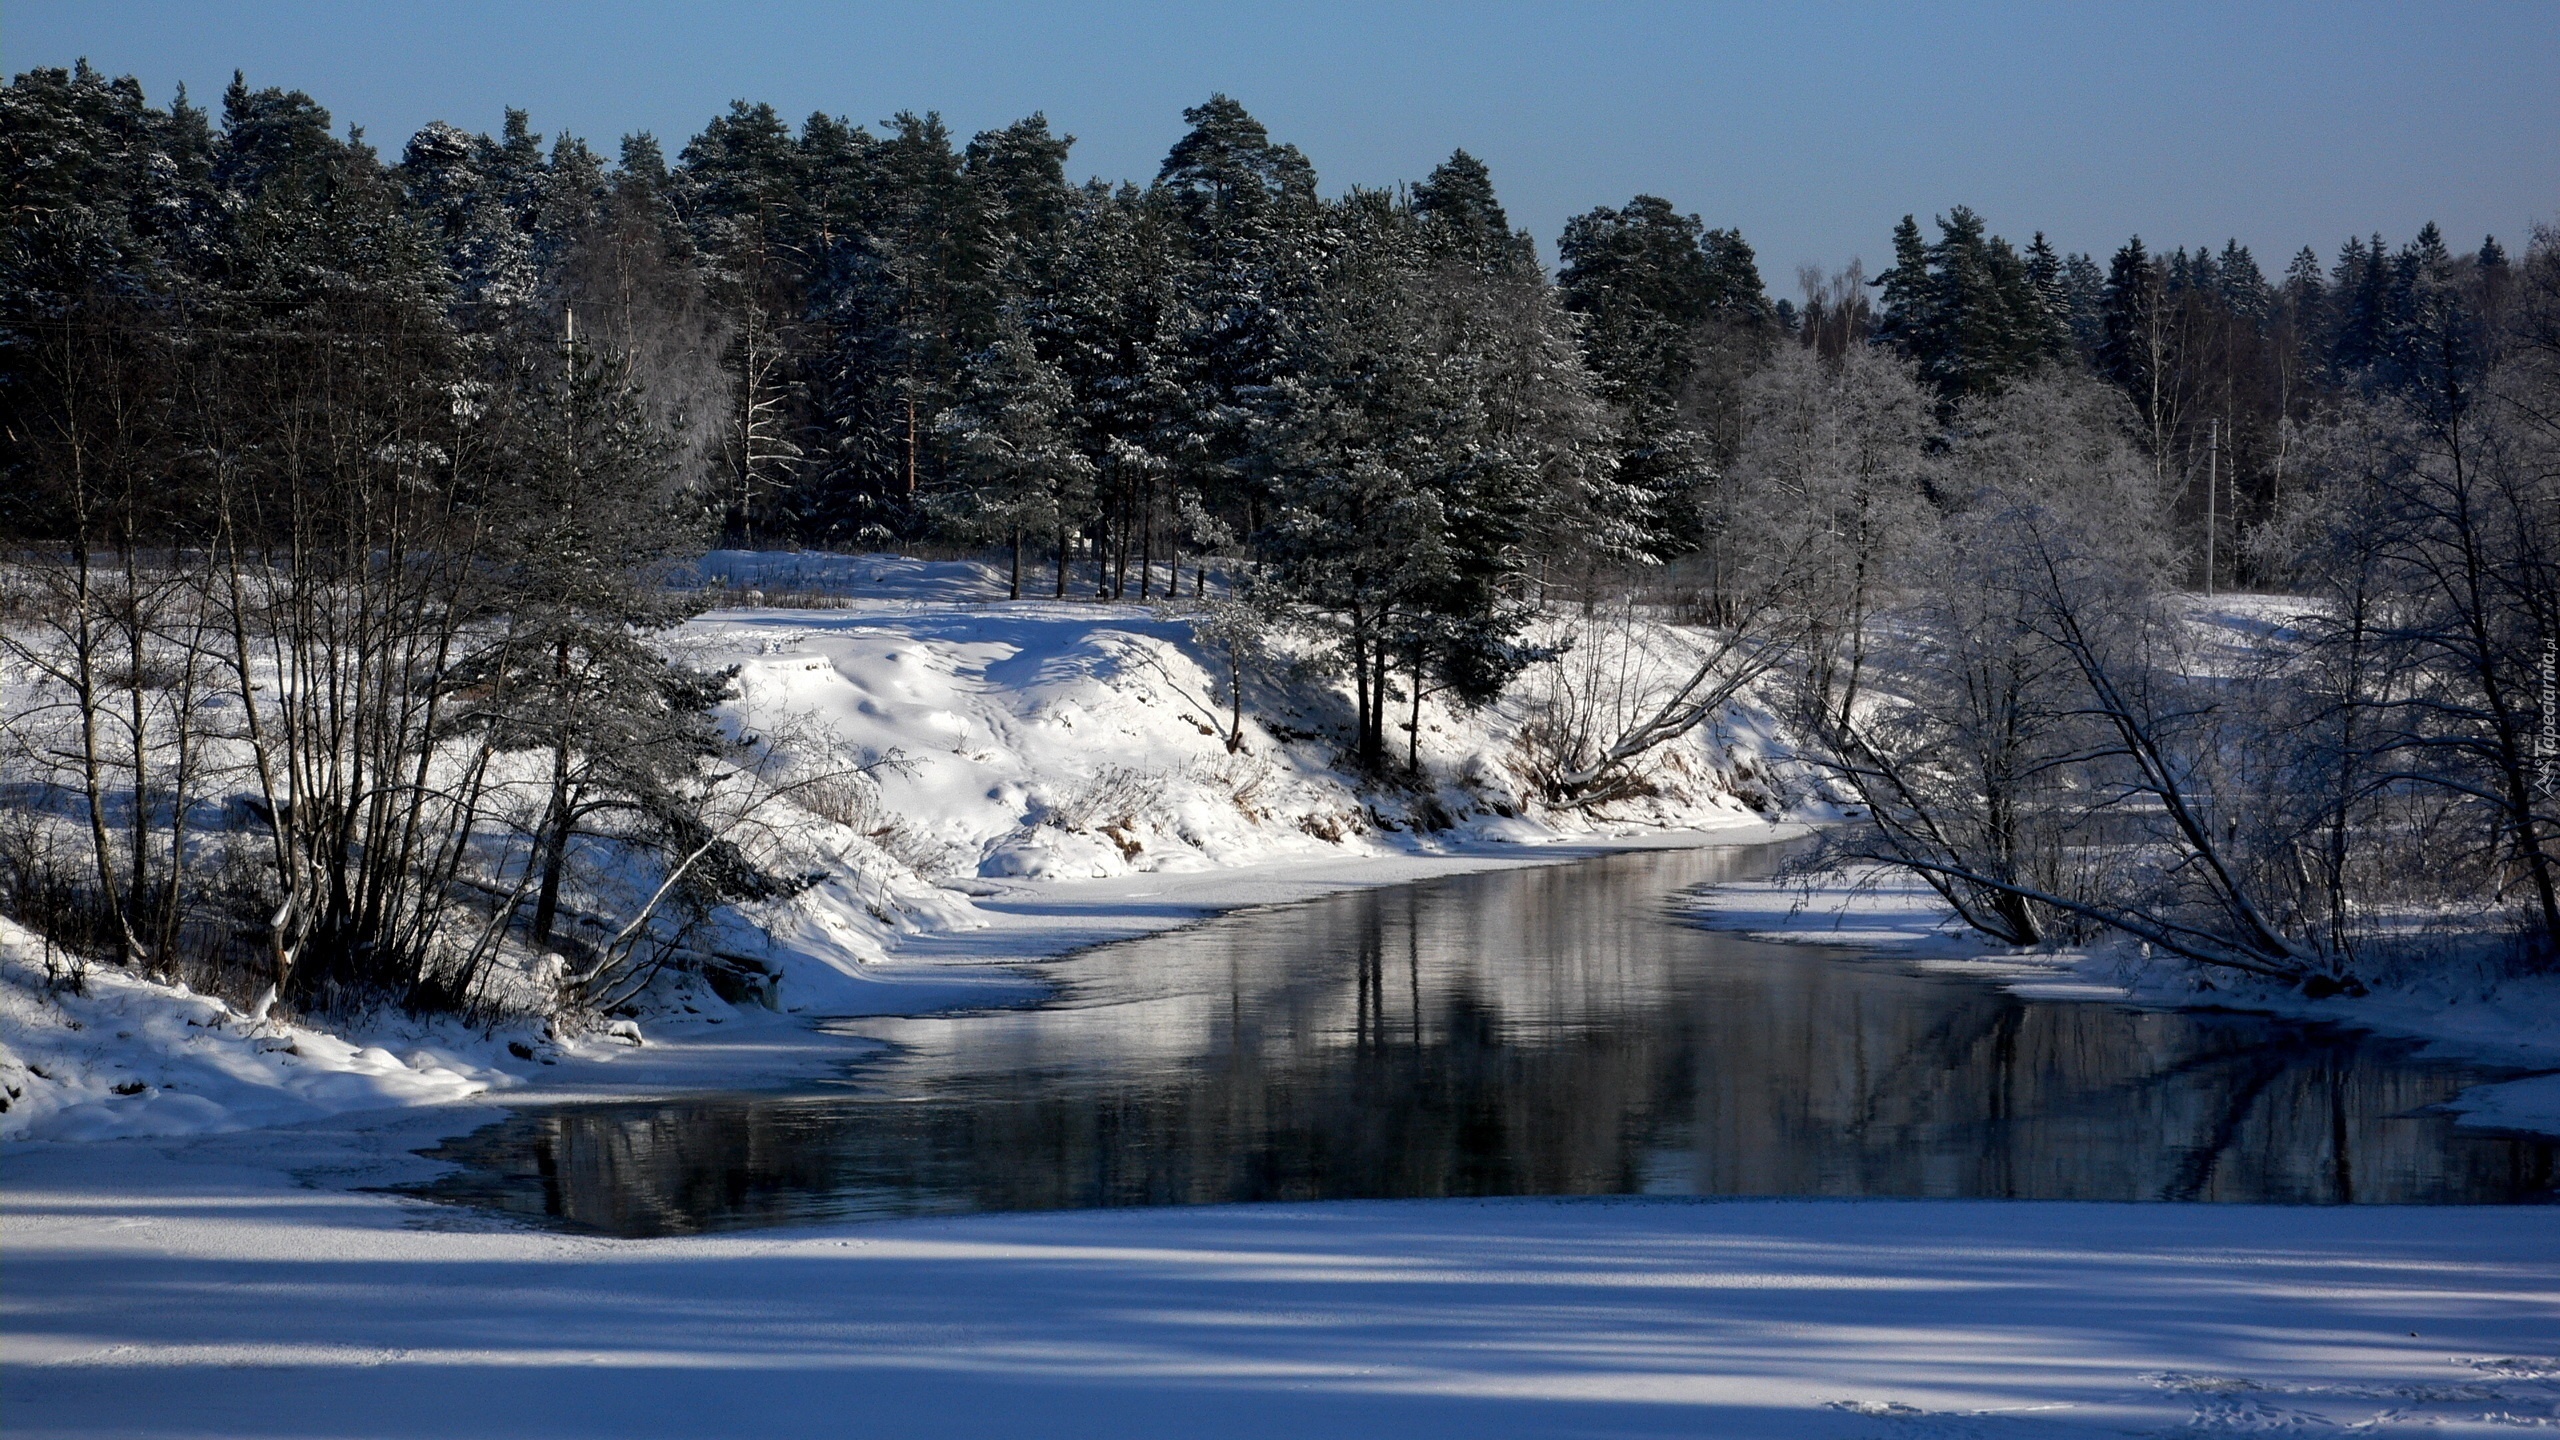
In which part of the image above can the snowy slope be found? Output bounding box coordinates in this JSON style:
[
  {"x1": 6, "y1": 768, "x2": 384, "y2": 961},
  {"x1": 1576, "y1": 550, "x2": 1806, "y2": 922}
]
[
  {"x1": 0, "y1": 918, "x2": 510, "y2": 1142},
  {"x1": 681, "y1": 553, "x2": 1782, "y2": 1012}
]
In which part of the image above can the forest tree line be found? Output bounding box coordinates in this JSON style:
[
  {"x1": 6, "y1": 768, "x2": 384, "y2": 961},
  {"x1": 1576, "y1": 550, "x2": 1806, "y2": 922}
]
[{"x1": 2, "y1": 62, "x2": 2554, "y2": 1014}]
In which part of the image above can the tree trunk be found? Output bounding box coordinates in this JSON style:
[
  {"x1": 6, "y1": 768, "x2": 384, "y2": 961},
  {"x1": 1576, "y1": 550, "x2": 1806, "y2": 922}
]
[
  {"x1": 1407, "y1": 648, "x2": 1425, "y2": 774},
  {"x1": 69, "y1": 531, "x2": 140, "y2": 965},
  {"x1": 1350, "y1": 621, "x2": 1373, "y2": 771},
  {"x1": 1227, "y1": 646, "x2": 1246, "y2": 754},
  {"x1": 530, "y1": 745, "x2": 573, "y2": 951},
  {"x1": 1139, "y1": 477, "x2": 1154, "y2": 600},
  {"x1": 1373, "y1": 646, "x2": 1392, "y2": 771},
  {"x1": 530, "y1": 640, "x2": 576, "y2": 949}
]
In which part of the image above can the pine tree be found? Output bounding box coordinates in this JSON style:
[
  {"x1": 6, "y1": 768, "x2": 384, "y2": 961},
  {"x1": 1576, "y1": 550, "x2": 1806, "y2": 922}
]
[
  {"x1": 551, "y1": 133, "x2": 727, "y2": 499},
  {"x1": 1408, "y1": 155, "x2": 1606, "y2": 723},
  {"x1": 451, "y1": 338, "x2": 724, "y2": 955},
  {"x1": 1154, "y1": 95, "x2": 1328, "y2": 566},
  {"x1": 676, "y1": 102, "x2": 813, "y2": 540},
  {"x1": 1870, "y1": 216, "x2": 1931, "y2": 357},
  {"x1": 1006, "y1": 178, "x2": 1192, "y2": 598},
  {"x1": 1410, "y1": 149, "x2": 1521, "y2": 264},
  {"x1": 966, "y1": 113, "x2": 1073, "y2": 258},
  {"x1": 935, "y1": 309, "x2": 1091, "y2": 598},
  {"x1": 1556, "y1": 194, "x2": 1768, "y2": 559},
  {"x1": 1260, "y1": 190, "x2": 1448, "y2": 770}
]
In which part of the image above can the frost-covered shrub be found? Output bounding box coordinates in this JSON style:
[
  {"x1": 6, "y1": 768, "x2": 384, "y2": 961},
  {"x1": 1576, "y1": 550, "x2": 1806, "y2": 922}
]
[
  {"x1": 867, "y1": 821, "x2": 970, "y2": 881},
  {"x1": 794, "y1": 772, "x2": 882, "y2": 831},
  {"x1": 1043, "y1": 766, "x2": 1165, "y2": 836},
  {"x1": 1182, "y1": 754, "x2": 1278, "y2": 821}
]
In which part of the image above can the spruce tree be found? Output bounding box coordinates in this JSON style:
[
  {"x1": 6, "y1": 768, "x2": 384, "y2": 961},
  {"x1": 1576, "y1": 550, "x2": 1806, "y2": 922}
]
[
  {"x1": 2097, "y1": 236, "x2": 2175, "y2": 463},
  {"x1": 1870, "y1": 206, "x2": 2049, "y2": 402},
  {"x1": 2023, "y1": 232, "x2": 2073, "y2": 357},
  {"x1": 2062, "y1": 251, "x2": 2108, "y2": 358}
]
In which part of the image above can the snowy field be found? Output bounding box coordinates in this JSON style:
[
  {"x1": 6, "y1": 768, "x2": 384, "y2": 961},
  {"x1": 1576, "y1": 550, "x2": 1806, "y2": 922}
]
[{"x1": 7, "y1": 1145, "x2": 2557, "y2": 1438}]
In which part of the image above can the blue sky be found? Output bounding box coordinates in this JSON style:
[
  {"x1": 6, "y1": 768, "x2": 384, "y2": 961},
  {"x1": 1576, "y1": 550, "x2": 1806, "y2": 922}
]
[{"x1": 10, "y1": 1, "x2": 2555, "y2": 290}]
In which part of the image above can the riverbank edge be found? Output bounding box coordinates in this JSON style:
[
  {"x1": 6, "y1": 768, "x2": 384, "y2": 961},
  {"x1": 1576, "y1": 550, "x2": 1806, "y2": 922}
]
[
  {"x1": 1681, "y1": 863, "x2": 2560, "y2": 1139},
  {"x1": 424, "y1": 816, "x2": 1813, "y2": 1113},
  {"x1": 0, "y1": 817, "x2": 1803, "y2": 1174}
]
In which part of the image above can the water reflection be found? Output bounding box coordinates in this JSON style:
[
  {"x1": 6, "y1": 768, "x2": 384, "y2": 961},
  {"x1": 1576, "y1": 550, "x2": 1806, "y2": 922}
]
[{"x1": 414, "y1": 845, "x2": 2558, "y2": 1235}]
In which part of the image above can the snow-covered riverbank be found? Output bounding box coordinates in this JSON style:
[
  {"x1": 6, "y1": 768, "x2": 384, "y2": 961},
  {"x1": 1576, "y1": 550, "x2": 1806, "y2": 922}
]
[
  {"x1": 10, "y1": 828, "x2": 2558, "y2": 1437},
  {"x1": 1, "y1": 825, "x2": 1783, "y2": 1137},
  {"x1": 1, "y1": 552, "x2": 1787, "y2": 1141}
]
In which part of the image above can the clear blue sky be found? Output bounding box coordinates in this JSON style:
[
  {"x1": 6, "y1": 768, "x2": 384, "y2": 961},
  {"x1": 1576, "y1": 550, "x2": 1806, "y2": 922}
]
[{"x1": 10, "y1": 1, "x2": 2556, "y2": 291}]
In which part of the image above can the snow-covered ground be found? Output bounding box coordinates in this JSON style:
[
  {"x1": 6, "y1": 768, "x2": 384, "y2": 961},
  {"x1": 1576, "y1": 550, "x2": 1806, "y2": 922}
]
[
  {"x1": 626, "y1": 551, "x2": 1788, "y2": 1014},
  {"x1": 7, "y1": 1141, "x2": 2556, "y2": 1438},
  {"x1": 0, "y1": 917, "x2": 510, "y2": 1142}
]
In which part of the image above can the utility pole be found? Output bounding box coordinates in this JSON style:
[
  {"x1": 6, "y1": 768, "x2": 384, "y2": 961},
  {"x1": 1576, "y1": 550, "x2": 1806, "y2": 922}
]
[{"x1": 2204, "y1": 417, "x2": 2218, "y2": 598}]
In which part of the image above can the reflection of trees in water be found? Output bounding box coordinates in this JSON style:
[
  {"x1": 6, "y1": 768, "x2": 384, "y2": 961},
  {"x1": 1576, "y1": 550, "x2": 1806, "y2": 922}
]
[
  {"x1": 415, "y1": 849, "x2": 2557, "y2": 1236},
  {"x1": 1683, "y1": 959, "x2": 2552, "y2": 1203}
]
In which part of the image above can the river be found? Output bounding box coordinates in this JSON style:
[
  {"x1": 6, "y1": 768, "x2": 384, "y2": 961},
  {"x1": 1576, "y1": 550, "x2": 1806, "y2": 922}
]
[{"x1": 411, "y1": 842, "x2": 2558, "y2": 1235}]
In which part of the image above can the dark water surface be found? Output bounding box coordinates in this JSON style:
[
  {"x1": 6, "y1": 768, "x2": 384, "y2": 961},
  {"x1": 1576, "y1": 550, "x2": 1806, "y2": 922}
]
[{"x1": 412, "y1": 844, "x2": 2559, "y2": 1235}]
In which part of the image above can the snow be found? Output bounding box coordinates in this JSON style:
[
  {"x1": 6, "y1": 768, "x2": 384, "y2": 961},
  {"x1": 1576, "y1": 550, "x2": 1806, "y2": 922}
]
[
  {"x1": 6, "y1": 817, "x2": 2549, "y2": 1435},
  {"x1": 2172, "y1": 588, "x2": 2329, "y2": 678},
  {"x1": 0, "y1": 917, "x2": 510, "y2": 1142},
  {"x1": 2457, "y1": 1072, "x2": 2560, "y2": 1135},
  {"x1": 1684, "y1": 863, "x2": 1987, "y2": 955},
  {"x1": 6, "y1": 1142, "x2": 2556, "y2": 1437},
  {"x1": 671, "y1": 553, "x2": 1780, "y2": 1012}
]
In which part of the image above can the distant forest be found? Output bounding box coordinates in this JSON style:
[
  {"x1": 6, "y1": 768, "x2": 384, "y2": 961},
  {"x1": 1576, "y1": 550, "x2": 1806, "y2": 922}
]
[{"x1": 3, "y1": 66, "x2": 2516, "y2": 571}]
